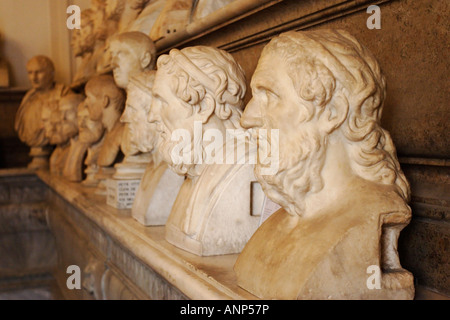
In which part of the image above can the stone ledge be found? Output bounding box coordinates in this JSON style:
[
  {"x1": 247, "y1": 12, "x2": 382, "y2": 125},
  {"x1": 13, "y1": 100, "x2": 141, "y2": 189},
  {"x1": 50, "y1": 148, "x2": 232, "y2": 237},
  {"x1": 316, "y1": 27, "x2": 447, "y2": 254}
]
[
  {"x1": 1, "y1": 168, "x2": 445, "y2": 300},
  {"x1": 36, "y1": 170, "x2": 257, "y2": 300}
]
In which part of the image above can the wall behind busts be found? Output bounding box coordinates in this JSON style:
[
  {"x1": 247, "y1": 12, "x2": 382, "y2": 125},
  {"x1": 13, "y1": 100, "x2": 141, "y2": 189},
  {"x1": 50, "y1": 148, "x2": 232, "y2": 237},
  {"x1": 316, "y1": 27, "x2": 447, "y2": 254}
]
[
  {"x1": 0, "y1": 0, "x2": 52, "y2": 87},
  {"x1": 0, "y1": 0, "x2": 90, "y2": 168},
  {"x1": 0, "y1": 0, "x2": 89, "y2": 88}
]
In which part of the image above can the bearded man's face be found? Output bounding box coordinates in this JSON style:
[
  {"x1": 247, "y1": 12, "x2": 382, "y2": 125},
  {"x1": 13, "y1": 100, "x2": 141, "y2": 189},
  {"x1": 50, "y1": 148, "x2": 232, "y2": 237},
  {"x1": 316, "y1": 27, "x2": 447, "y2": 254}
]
[
  {"x1": 241, "y1": 51, "x2": 326, "y2": 216},
  {"x1": 148, "y1": 70, "x2": 199, "y2": 177},
  {"x1": 78, "y1": 102, "x2": 105, "y2": 145},
  {"x1": 121, "y1": 84, "x2": 158, "y2": 154}
]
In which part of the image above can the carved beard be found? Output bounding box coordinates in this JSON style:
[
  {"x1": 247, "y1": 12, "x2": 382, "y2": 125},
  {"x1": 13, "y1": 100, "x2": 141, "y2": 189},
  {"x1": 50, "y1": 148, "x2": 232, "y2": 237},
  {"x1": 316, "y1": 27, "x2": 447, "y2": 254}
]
[
  {"x1": 128, "y1": 120, "x2": 158, "y2": 154},
  {"x1": 49, "y1": 122, "x2": 78, "y2": 145},
  {"x1": 254, "y1": 125, "x2": 326, "y2": 216},
  {"x1": 79, "y1": 120, "x2": 104, "y2": 145},
  {"x1": 157, "y1": 122, "x2": 203, "y2": 179}
]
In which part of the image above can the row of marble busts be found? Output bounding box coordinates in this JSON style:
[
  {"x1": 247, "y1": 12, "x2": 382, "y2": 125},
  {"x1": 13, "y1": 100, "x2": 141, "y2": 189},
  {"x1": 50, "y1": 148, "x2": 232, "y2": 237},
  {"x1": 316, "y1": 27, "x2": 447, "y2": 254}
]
[
  {"x1": 15, "y1": 29, "x2": 415, "y2": 300},
  {"x1": 69, "y1": 0, "x2": 236, "y2": 89}
]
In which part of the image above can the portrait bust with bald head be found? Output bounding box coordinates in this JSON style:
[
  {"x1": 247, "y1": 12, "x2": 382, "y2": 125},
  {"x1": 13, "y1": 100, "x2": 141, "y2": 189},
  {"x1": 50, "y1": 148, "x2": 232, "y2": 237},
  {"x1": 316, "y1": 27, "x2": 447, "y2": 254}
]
[
  {"x1": 234, "y1": 29, "x2": 414, "y2": 300},
  {"x1": 107, "y1": 31, "x2": 157, "y2": 181},
  {"x1": 71, "y1": 9, "x2": 98, "y2": 86},
  {"x1": 83, "y1": 74, "x2": 125, "y2": 187},
  {"x1": 109, "y1": 31, "x2": 156, "y2": 89}
]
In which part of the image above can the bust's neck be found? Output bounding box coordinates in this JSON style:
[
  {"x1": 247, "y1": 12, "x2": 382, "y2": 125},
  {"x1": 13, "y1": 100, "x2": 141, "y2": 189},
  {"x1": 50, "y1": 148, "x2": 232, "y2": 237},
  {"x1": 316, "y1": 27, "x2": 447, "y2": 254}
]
[
  {"x1": 36, "y1": 82, "x2": 55, "y2": 93},
  {"x1": 103, "y1": 108, "x2": 120, "y2": 132},
  {"x1": 187, "y1": 117, "x2": 236, "y2": 179},
  {"x1": 302, "y1": 132, "x2": 358, "y2": 218}
]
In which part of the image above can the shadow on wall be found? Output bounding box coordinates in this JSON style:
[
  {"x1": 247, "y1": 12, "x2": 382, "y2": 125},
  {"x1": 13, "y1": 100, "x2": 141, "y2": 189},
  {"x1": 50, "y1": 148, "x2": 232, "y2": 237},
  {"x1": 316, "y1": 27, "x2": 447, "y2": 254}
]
[{"x1": 0, "y1": 138, "x2": 30, "y2": 168}]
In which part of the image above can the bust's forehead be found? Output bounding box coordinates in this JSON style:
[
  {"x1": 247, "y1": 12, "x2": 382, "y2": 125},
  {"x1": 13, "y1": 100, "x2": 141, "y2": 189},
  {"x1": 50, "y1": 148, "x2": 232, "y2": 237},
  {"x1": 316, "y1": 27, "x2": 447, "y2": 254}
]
[
  {"x1": 26, "y1": 58, "x2": 48, "y2": 70},
  {"x1": 251, "y1": 52, "x2": 282, "y2": 86},
  {"x1": 109, "y1": 38, "x2": 127, "y2": 50}
]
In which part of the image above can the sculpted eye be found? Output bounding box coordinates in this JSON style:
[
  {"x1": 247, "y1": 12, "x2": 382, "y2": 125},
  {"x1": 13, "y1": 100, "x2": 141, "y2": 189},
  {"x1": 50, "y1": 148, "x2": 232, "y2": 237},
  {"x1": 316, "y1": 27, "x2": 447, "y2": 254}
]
[
  {"x1": 266, "y1": 89, "x2": 279, "y2": 100},
  {"x1": 252, "y1": 86, "x2": 267, "y2": 98},
  {"x1": 254, "y1": 85, "x2": 278, "y2": 101},
  {"x1": 159, "y1": 97, "x2": 168, "y2": 107}
]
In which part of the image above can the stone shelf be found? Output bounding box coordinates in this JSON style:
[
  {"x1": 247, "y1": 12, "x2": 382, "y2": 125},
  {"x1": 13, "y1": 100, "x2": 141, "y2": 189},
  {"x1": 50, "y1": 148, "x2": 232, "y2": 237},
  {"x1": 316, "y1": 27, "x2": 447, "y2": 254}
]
[{"x1": 36, "y1": 170, "x2": 257, "y2": 300}]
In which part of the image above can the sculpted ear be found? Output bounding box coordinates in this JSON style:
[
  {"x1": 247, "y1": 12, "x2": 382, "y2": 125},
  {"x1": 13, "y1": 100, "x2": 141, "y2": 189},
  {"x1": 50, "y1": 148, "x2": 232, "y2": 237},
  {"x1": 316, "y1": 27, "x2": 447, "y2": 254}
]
[
  {"x1": 318, "y1": 92, "x2": 349, "y2": 133},
  {"x1": 103, "y1": 96, "x2": 110, "y2": 109},
  {"x1": 197, "y1": 94, "x2": 215, "y2": 124},
  {"x1": 140, "y1": 52, "x2": 151, "y2": 69}
]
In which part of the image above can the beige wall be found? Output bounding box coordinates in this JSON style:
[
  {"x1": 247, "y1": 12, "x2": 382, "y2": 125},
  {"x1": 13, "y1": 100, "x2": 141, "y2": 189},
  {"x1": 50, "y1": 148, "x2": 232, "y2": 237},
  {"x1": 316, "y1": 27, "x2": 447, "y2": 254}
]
[
  {"x1": 0, "y1": 0, "x2": 90, "y2": 88},
  {"x1": 0, "y1": 0, "x2": 52, "y2": 87}
]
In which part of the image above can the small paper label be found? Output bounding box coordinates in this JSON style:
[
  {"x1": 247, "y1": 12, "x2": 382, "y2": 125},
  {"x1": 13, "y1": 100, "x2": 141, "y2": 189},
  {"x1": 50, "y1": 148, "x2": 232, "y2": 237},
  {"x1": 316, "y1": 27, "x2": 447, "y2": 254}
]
[{"x1": 106, "y1": 179, "x2": 141, "y2": 209}]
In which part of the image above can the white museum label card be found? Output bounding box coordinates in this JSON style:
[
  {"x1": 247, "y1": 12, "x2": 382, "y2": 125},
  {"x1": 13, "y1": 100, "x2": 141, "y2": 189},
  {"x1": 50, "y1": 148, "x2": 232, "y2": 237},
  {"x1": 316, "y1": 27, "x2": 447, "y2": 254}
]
[{"x1": 106, "y1": 179, "x2": 141, "y2": 209}]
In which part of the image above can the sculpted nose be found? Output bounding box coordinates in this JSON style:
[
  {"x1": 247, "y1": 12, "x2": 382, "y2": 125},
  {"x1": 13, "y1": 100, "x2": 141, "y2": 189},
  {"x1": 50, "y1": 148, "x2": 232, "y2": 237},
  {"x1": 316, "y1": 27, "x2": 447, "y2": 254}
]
[
  {"x1": 120, "y1": 106, "x2": 131, "y2": 123},
  {"x1": 148, "y1": 101, "x2": 160, "y2": 123},
  {"x1": 241, "y1": 98, "x2": 263, "y2": 129},
  {"x1": 147, "y1": 107, "x2": 155, "y2": 123},
  {"x1": 51, "y1": 111, "x2": 59, "y2": 122},
  {"x1": 111, "y1": 54, "x2": 119, "y2": 69}
]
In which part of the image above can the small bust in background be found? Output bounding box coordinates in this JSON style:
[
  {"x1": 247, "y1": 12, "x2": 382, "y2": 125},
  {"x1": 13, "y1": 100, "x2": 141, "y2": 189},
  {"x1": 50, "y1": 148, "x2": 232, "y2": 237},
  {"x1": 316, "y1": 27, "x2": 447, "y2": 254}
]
[
  {"x1": 42, "y1": 95, "x2": 80, "y2": 146},
  {"x1": 120, "y1": 71, "x2": 158, "y2": 154},
  {"x1": 72, "y1": 101, "x2": 106, "y2": 184},
  {"x1": 83, "y1": 74, "x2": 125, "y2": 188},
  {"x1": 15, "y1": 55, "x2": 71, "y2": 169},
  {"x1": 71, "y1": 9, "x2": 99, "y2": 87},
  {"x1": 109, "y1": 31, "x2": 156, "y2": 89},
  {"x1": 105, "y1": 0, "x2": 151, "y2": 34},
  {"x1": 108, "y1": 31, "x2": 156, "y2": 180},
  {"x1": 42, "y1": 94, "x2": 84, "y2": 175}
]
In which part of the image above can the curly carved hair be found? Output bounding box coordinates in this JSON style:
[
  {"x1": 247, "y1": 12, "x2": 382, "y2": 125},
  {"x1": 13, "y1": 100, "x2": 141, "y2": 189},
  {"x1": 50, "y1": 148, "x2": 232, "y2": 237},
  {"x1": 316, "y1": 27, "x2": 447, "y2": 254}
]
[
  {"x1": 263, "y1": 29, "x2": 410, "y2": 201},
  {"x1": 85, "y1": 74, "x2": 125, "y2": 114},
  {"x1": 156, "y1": 46, "x2": 247, "y2": 130}
]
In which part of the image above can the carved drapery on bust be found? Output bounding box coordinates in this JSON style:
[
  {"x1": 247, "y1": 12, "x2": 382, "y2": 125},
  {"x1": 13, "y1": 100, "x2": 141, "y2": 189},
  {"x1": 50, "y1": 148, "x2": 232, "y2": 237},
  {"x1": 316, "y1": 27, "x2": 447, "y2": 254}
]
[
  {"x1": 69, "y1": 0, "x2": 271, "y2": 88},
  {"x1": 148, "y1": 46, "x2": 263, "y2": 256},
  {"x1": 234, "y1": 29, "x2": 414, "y2": 300},
  {"x1": 149, "y1": 0, "x2": 193, "y2": 42},
  {"x1": 192, "y1": 0, "x2": 237, "y2": 21},
  {"x1": 128, "y1": 0, "x2": 165, "y2": 35},
  {"x1": 71, "y1": 9, "x2": 98, "y2": 87}
]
